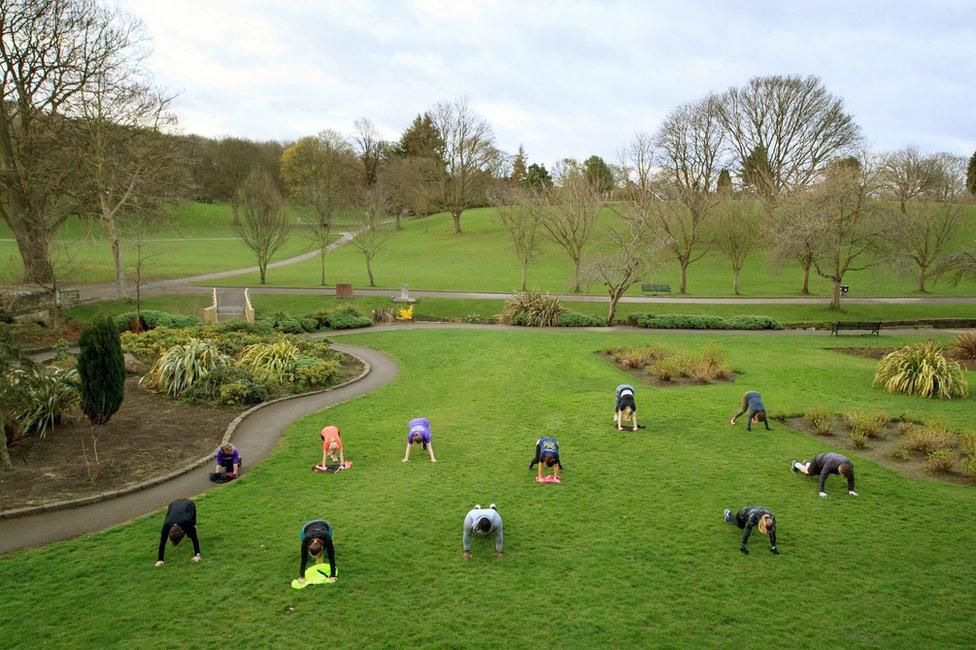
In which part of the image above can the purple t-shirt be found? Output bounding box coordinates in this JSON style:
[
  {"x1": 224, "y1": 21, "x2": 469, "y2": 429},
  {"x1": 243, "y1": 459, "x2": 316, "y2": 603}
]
[
  {"x1": 407, "y1": 418, "x2": 431, "y2": 444},
  {"x1": 216, "y1": 447, "x2": 239, "y2": 465}
]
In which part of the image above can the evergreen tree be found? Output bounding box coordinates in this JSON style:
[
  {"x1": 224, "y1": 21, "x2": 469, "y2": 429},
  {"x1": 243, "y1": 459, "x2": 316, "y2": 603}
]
[
  {"x1": 967, "y1": 151, "x2": 976, "y2": 197},
  {"x1": 741, "y1": 145, "x2": 774, "y2": 196},
  {"x1": 394, "y1": 113, "x2": 444, "y2": 162},
  {"x1": 583, "y1": 155, "x2": 614, "y2": 195},
  {"x1": 522, "y1": 163, "x2": 553, "y2": 191},
  {"x1": 77, "y1": 317, "x2": 126, "y2": 425},
  {"x1": 510, "y1": 145, "x2": 527, "y2": 186}
]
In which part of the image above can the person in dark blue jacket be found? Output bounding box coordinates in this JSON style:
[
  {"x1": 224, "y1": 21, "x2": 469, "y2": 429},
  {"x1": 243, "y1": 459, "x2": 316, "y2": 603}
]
[
  {"x1": 529, "y1": 436, "x2": 562, "y2": 481},
  {"x1": 730, "y1": 391, "x2": 771, "y2": 431}
]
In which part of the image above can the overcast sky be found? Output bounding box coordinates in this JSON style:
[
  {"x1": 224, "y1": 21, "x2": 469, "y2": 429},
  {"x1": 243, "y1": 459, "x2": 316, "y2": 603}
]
[{"x1": 125, "y1": 0, "x2": 976, "y2": 167}]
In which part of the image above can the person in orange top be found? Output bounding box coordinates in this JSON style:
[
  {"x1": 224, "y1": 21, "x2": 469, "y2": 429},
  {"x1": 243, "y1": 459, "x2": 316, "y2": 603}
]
[{"x1": 319, "y1": 425, "x2": 345, "y2": 471}]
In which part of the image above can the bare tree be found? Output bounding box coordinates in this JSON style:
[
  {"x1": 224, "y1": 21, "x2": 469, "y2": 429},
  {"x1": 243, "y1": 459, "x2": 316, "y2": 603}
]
[
  {"x1": 350, "y1": 184, "x2": 394, "y2": 287},
  {"x1": 713, "y1": 197, "x2": 763, "y2": 295},
  {"x1": 353, "y1": 117, "x2": 383, "y2": 187},
  {"x1": 541, "y1": 172, "x2": 604, "y2": 293},
  {"x1": 618, "y1": 131, "x2": 655, "y2": 196},
  {"x1": 584, "y1": 211, "x2": 667, "y2": 324},
  {"x1": 651, "y1": 95, "x2": 728, "y2": 294},
  {"x1": 716, "y1": 75, "x2": 861, "y2": 193},
  {"x1": 883, "y1": 153, "x2": 967, "y2": 292},
  {"x1": 281, "y1": 131, "x2": 360, "y2": 285},
  {"x1": 381, "y1": 156, "x2": 439, "y2": 230},
  {"x1": 234, "y1": 170, "x2": 290, "y2": 284},
  {"x1": 212, "y1": 137, "x2": 260, "y2": 224},
  {"x1": 0, "y1": 0, "x2": 143, "y2": 285},
  {"x1": 430, "y1": 98, "x2": 501, "y2": 234},
  {"x1": 776, "y1": 159, "x2": 891, "y2": 309},
  {"x1": 77, "y1": 76, "x2": 187, "y2": 299},
  {"x1": 492, "y1": 187, "x2": 544, "y2": 291},
  {"x1": 121, "y1": 213, "x2": 167, "y2": 325}
]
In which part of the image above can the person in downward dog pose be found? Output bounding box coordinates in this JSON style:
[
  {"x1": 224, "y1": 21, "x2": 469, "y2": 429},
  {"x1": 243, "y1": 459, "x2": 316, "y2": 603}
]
[
  {"x1": 318, "y1": 425, "x2": 346, "y2": 471},
  {"x1": 462, "y1": 504, "x2": 503, "y2": 560},
  {"x1": 298, "y1": 519, "x2": 337, "y2": 585},
  {"x1": 614, "y1": 384, "x2": 639, "y2": 431},
  {"x1": 155, "y1": 499, "x2": 201, "y2": 566},
  {"x1": 724, "y1": 506, "x2": 778, "y2": 555},
  {"x1": 529, "y1": 436, "x2": 563, "y2": 482},
  {"x1": 792, "y1": 452, "x2": 857, "y2": 498},
  {"x1": 402, "y1": 417, "x2": 436, "y2": 462},
  {"x1": 730, "y1": 391, "x2": 771, "y2": 431}
]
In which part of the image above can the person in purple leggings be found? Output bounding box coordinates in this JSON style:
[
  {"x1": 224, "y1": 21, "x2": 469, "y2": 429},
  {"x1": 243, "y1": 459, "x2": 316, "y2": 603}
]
[{"x1": 402, "y1": 417, "x2": 437, "y2": 463}]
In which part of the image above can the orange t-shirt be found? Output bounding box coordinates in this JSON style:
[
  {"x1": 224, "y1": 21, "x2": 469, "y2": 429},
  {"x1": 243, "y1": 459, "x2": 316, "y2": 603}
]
[{"x1": 321, "y1": 426, "x2": 342, "y2": 452}]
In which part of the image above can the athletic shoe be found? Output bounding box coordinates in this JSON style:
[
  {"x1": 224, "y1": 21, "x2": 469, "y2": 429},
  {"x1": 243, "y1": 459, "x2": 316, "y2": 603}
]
[
  {"x1": 489, "y1": 503, "x2": 497, "y2": 511},
  {"x1": 474, "y1": 504, "x2": 481, "y2": 510},
  {"x1": 723, "y1": 509, "x2": 732, "y2": 523},
  {"x1": 791, "y1": 460, "x2": 799, "y2": 473}
]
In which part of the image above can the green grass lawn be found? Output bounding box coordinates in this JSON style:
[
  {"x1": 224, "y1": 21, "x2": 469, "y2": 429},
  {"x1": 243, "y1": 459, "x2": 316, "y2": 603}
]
[
  {"x1": 210, "y1": 205, "x2": 976, "y2": 297},
  {"x1": 65, "y1": 292, "x2": 976, "y2": 328},
  {"x1": 0, "y1": 202, "x2": 361, "y2": 285},
  {"x1": 1, "y1": 328, "x2": 975, "y2": 647}
]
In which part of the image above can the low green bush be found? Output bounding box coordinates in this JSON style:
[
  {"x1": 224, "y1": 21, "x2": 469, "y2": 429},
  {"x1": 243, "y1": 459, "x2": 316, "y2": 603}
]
[
  {"x1": 294, "y1": 357, "x2": 342, "y2": 389},
  {"x1": 114, "y1": 310, "x2": 199, "y2": 332},
  {"x1": 120, "y1": 327, "x2": 191, "y2": 363},
  {"x1": 218, "y1": 379, "x2": 271, "y2": 407},
  {"x1": 727, "y1": 315, "x2": 782, "y2": 330},
  {"x1": 635, "y1": 314, "x2": 731, "y2": 330},
  {"x1": 262, "y1": 311, "x2": 317, "y2": 334},
  {"x1": 238, "y1": 340, "x2": 302, "y2": 383},
  {"x1": 556, "y1": 311, "x2": 607, "y2": 327},
  {"x1": 323, "y1": 310, "x2": 372, "y2": 330}
]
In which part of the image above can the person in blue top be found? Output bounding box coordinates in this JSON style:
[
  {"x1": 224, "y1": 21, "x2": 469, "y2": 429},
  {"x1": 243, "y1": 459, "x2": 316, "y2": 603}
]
[
  {"x1": 529, "y1": 436, "x2": 562, "y2": 481},
  {"x1": 402, "y1": 417, "x2": 436, "y2": 463},
  {"x1": 730, "y1": 391, "x2": 771, "y2": 431},
  {"x1": 614, "y1": 384, "x2": 638, "y2": 431}
]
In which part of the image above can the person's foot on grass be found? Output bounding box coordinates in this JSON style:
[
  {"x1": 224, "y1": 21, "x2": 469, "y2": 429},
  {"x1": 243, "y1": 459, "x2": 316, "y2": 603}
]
[
  {"x1": 495, "y1": 551, "x2": 503, "y2": 558},
  {"x1": 791, "y1": 460, "x2": 799, "y2": 473},
  {"x1": 461, "y1": 551, "x2": 472, "y2": 561},
  {"x1": 489, "y1": 503, "x2": 497, "y2": 511},
  {"x1": 724, "y1": 508, "x2": 732, "y2": 523},
  {"x1": 473, "y1": 504, "x2": 481, "y2": 510}
]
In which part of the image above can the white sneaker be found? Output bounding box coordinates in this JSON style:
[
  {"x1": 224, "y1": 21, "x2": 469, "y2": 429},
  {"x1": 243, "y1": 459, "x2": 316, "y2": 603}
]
[
  {"x1": 474, "y1": 504, "x2": 481, "y2": 510},
  {"x1": 489, "y1": 503, "x2": 497, "y2": 511}
]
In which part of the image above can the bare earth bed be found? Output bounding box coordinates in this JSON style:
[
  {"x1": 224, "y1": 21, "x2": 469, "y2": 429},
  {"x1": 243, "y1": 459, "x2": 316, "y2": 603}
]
[
  {"x1": 783, "y1": 415, "x2": 976, "y2": 488},
  {"x1": 1, "y1": 354, "x2": 364, "y2": 511}
]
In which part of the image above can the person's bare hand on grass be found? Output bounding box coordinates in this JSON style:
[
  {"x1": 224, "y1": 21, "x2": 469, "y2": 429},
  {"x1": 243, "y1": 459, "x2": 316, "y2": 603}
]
[{"x1": 461, "y1": 551, "x2": 472, "y2": 561}]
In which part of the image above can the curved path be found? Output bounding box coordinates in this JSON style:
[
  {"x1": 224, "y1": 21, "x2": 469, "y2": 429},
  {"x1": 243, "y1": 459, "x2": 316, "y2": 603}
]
[{"x1": 0, "y1": 342, "x2": 397, "y2": 555}]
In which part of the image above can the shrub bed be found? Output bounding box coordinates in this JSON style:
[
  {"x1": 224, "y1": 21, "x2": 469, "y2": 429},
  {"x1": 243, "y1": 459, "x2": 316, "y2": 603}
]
[
  {"x1": 602, "y1": 343, "x2": 733, "y2": 385},
  {"x1": 114, "y1": 310, "x2": 199, "y2": 332},
  {"x1": 627, "y1": 313, "x2": 780, "y2": 330}
]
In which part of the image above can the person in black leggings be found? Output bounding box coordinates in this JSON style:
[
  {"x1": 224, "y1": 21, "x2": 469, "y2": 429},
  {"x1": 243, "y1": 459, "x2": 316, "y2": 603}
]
[
  {"x1": 155, "y1": 499, "x2": 201, "y2": 566},
  {"x1": 723, "y1": 506, "x2": 778, "y2": 555},
  {"x1": 298, "y1": 519, "x2": 337, "y2": 585},
  {"x1": 730, "y1": 391, "x2": 771, "y2": 431},
  {"x1": 792, "y1": 452, "x2": 857, "y2": 498}
]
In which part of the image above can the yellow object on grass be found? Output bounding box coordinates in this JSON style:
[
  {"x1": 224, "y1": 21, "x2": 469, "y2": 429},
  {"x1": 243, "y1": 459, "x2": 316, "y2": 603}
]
[
  {"x1": 290, "y1": 563, "x2": 337, "y2": 590},
  {"x1": 396, "y1": 305, "x2": 414, "y2": 321}
]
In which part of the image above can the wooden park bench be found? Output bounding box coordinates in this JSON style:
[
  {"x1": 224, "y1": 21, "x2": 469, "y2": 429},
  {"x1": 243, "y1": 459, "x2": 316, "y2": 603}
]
[
  {"x1": 831, "y1": 321, "x2": 882, "y2": 336},
  {"x1": 641, "y1": 283, "x2": 671, "y2": 294}
]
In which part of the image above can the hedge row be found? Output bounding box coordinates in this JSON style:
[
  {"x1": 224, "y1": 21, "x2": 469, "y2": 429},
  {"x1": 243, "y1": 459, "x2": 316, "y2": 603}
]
[{"x1": 627, "y1": 313, "x2": 781, "y2": 330}]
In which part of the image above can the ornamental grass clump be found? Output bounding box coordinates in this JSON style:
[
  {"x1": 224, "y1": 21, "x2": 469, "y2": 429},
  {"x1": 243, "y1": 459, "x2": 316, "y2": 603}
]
[
  {"x1": 925, "y1": 449, "x2": 959, "y2": 474},
  {"x1": 804, "y1": 408, "x2": 832, "y2": 436},
  {"x1": 142, "y1": 339, "x2": 230, "y2": 397},
  {"x1": 842, "y1": 410, "x2": 890, "y2": 439},
  {"x1": 500, "y1": 290, "x2": 564, "y2": 327},
  {"x1": 237, "y1": 340, "x2": 301, "y2": 383},
  {"x1": 952, "y1": 332, "x2": 976, "y2": 360},
  {"x1": 873, "y1": 341, "x2": 968, "y2": 399}
]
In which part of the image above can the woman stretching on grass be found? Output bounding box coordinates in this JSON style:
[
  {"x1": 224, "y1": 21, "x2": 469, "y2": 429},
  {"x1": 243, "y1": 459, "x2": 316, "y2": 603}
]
[
  {"x1": 298, "y1": 520, "x2": 337, "y2": 585},
  {"x1": 155, "y1": 499, "x2": 201, "y2": 566},
  {"x1": 529, "y1": 436, "x2": 563, "y2": 481},
  {"x1": 792, "y1": 452, "x2": 857, "y2": 498},
  {"x1": 402, "y1": 417, "x2": 436, "y2": 462},
  {"x1": 730, "y1": 391, "x2": 771, "y2": 431},
  {"x1": 615, "y1": 384, "x2": 638, "y2": 431},
  {"x1": 724, "y1": 506, "x2": 778, "y2": 555},
  {"x1": 319, "y1": 425, "x2": 346, "y2": 471}
]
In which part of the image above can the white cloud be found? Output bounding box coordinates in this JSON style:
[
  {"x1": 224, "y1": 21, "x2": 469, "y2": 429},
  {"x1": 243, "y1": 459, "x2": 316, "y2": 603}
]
[{"x1": 125, "y1": 0, "x2": 976, "y2": 166}]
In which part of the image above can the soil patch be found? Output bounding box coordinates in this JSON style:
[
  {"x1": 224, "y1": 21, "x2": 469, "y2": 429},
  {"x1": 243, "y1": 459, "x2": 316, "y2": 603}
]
[
  {"x1": 1, "y1": 353, "x2": 364, "y2": 511},
  {"x1": 597, "y1": 351, "x2": 737, "y2": 388},
  {"x1": 783, "y1": 415, "x2": 976, "y2": 488},
  {"x1": 830, "y1": 347, "x2": 976, "y2": 371}
]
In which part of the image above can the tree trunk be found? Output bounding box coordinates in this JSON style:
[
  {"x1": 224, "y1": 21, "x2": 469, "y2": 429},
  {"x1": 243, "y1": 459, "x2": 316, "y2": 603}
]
[
  {"x1": 917, "y1": 268, "x2": 928, "y2": 293},
  {"x1": 520, "y1": 263, "x2": 528, "y2": 291},
  {"x1": 365, "y1": 256, "x2": 376, "y2": 287},
  {"x1": 100, "y1": 210, "x2": 126, "y2": 299},
  {"x1": 230, "y1": 202, "x2": 240, "y2": 225},
  {"x1": 679, "y1": 262, "x2": 688, "y2": 295},
  {"x1": 800, "y1": 263, "x2": 811, "y2": 296},
  {"x1": 452, "y1": 210, "x2": 463, "y2": 234},
  {"x1": 829, "y1": 279, "x2": 841, "y2": 310},
  {"x1": 607, "y1": 291, "x2": 623, "y2": 326},
  {"x1": 12, "y1": 225, "x2": 55, "y2": 285},
  {"x1": 320, "y1": 246, "x2": 327, "y2": 286},
  {"x1": 259, "y1": 263, "x2": 267, "y2": 284},
  {"x1": 572, "y1": 259, "x2": 581, "y2": 293},
  {"x1": 0, "y1": 427, "x2": 12, "y2": 470},
  {"x1": 733, "y1": 267, "x2": 741, "y2": 296}
]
